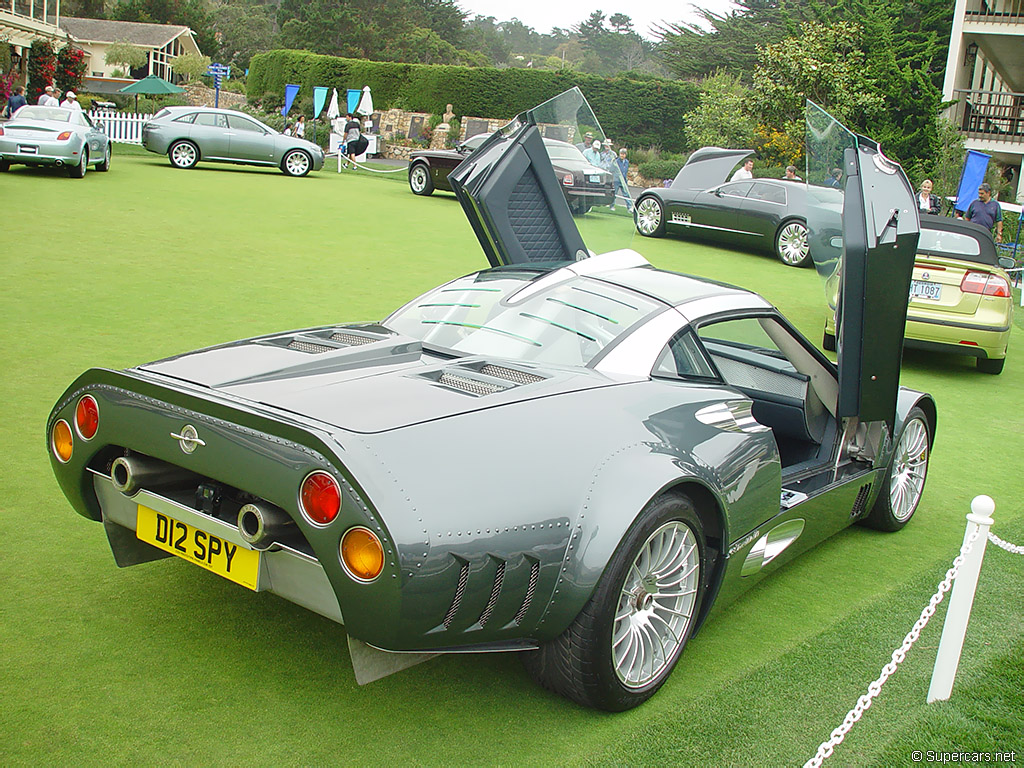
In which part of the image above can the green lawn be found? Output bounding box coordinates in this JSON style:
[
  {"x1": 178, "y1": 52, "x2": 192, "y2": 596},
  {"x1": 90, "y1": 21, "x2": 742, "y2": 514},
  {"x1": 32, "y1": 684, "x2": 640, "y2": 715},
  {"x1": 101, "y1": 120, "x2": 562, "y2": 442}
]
[{"x1": 1, "y1": 147, "x2": 1022, "y2": 766}]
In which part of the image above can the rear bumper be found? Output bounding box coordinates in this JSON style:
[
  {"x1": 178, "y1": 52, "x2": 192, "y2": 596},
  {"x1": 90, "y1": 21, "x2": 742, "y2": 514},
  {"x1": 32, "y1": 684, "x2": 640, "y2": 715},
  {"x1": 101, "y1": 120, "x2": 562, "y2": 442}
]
[{"x1": 0, "y1": 141, "x2": 80, "y2": 166}]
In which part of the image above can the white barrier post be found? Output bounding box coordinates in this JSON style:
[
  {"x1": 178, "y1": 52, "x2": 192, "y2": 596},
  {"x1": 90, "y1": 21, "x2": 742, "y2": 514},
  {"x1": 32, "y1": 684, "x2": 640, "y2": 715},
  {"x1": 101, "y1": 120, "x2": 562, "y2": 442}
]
[{"x1": 926, "y1": 495, "x2": 994, "y2": 703}]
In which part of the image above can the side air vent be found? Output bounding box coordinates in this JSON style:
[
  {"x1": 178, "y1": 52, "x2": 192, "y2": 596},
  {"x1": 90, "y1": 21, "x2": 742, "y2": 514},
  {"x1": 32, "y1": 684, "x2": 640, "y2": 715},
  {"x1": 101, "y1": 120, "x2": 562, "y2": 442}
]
[
  {"x1": 287, "y1": 340, "x2": 335, "y2": 354},
  {"x1": 438, "y1": 372, "x2": 505, "y2": 397},
  {"x1": 330, "y1": 332, "x2": 376, "y2": 346},
  {"x1": 850, "y1": 483, "x2": 872, "y2": 519},
  {"x1": 442, "y1": 560, "x2": 471, "y2": 629},
  {"x1": 479, "y1": 364, "x2": 544, "y2": 385},
  {"x1": 514, "y1": 559, "x2": 540, "y2": 625},
  {"x1": 478, "y1": 560, "x2": 506, "y2": 627}
]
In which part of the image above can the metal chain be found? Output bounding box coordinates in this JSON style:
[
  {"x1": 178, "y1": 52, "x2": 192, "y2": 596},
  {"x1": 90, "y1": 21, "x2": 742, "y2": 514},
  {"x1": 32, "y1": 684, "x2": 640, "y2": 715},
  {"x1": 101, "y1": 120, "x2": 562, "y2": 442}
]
[
  {"x1": 803, "y1": 526, "x2": 983, "y2": 768},
  {"x1": 988, "y1": 531, "x2": 1024, "y2": 555}
]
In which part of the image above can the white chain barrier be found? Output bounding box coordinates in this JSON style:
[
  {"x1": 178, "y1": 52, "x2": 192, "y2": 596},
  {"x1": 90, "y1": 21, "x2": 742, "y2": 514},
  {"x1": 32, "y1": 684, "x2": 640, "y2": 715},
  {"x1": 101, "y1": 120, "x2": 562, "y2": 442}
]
[
  {"x1": 803, "y1": 495, "x2": 998, "y2": 768},
  {"x1": 988, "y1": 532, "x2": 1024, "y2": 555}
]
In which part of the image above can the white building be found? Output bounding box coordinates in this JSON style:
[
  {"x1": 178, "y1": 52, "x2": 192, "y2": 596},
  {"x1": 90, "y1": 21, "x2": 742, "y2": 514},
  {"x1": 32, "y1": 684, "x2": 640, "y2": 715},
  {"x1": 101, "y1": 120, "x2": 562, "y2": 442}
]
[
  {"x1": 60, "y1": 17, "x2": 201, "y2": 84},
  {"x1": 943, "y1": 0, "x2": 1024, "y2": 202}
]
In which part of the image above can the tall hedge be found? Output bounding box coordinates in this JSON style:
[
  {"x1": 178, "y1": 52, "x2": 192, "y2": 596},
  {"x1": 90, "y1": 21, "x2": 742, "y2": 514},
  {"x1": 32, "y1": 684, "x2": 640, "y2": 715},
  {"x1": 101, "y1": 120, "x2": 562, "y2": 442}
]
[{"x1": 247, "y1": 50, "x2": 698, "y2": 153}]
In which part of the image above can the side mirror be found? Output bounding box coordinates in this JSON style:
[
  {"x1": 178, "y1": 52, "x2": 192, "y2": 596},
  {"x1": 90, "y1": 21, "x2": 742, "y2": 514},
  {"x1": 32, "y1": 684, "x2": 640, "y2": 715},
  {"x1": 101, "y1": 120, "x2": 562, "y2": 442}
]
[
  {"x1": 713, "y1": 188, "x2": 723, "y2": 197},
  {"x1": 998, "y1": 255, "x2": 1016, "y2": 270}
]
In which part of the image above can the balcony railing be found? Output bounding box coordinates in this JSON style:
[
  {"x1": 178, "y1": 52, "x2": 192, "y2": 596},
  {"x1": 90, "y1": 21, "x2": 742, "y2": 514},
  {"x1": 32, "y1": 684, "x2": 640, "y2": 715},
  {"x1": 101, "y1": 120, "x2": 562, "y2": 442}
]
[
  {"x1": 965, "y1": 0, "x2": 1024, "y2": 22},
  {"x1": 952, "y1": 90, "x2": 1024, "y2": 144}
]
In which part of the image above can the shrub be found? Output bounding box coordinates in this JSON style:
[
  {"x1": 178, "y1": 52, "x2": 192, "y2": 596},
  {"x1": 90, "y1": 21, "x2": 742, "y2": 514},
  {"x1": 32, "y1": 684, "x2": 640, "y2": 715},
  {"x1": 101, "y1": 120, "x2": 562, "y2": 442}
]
[
  {"x1": 638, "y1": 158, "x2": 686, "y2": 181},
  {"x1": 247, "y1": 50, "x2": 698, "y2": 153}
]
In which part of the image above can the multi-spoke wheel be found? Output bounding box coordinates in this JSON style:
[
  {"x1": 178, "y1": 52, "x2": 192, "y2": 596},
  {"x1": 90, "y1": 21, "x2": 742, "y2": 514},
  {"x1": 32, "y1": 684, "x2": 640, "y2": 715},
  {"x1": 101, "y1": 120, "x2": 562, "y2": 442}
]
[
  {"x1": 97, "y1": 143, "x2": 111, "y2": 172},
  {"x1": 863, "y1": 407, "x2": 932, "y2": 531},
  {"x1": 634, "y1": 195, "x2": 665, "y2": 237},
  {"x1": 282, "y1": 149, "x2": 311, "y2": 177},
  {"x1": 523, "y1": 493, "x2": 706, "y2": 710},
  {"x1": 408, "y1": 162, "x2": 434, "y2": 195},
  {"x1": 69, "y1": 146, "x2": 88, "y2": 178},
  {"x1": 169, "y1": 141, "x2": 199, "y2": 169},
  {"x1": 775, "y1": 220, "x2": 809, "y2": 267}
]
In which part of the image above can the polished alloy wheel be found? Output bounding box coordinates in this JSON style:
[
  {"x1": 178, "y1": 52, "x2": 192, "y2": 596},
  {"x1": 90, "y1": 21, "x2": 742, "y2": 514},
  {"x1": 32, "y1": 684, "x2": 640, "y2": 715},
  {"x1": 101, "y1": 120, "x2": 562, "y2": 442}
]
[
  {"x1": 635, "y1": 198, "x2": 663, "y2": 236},
  {"x1": 890, "y1": 417, "x2": 929, "y2": 522},
  {"x1": 285, "y1": 151, "x2": 310, "y2": 176},
  {"x1": 171, "y1": 143, "x2": 197, "y2": 168},
  {"x1": 777, "y1": 221, "x2": 809, "y2": 265},
  {"x1": 410, "y1": 165, "x2": 429, "y2": 192},
  {"x1": 612, "y1": 521, "x2": 700, "y2": 688}
]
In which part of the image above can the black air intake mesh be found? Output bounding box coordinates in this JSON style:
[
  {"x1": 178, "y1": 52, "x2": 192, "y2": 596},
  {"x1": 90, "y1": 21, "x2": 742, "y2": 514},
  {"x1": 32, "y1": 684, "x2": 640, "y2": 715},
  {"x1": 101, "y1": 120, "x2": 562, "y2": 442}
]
[{"x1": 508, "y1": 168, "x2": 565, "y2": 262}]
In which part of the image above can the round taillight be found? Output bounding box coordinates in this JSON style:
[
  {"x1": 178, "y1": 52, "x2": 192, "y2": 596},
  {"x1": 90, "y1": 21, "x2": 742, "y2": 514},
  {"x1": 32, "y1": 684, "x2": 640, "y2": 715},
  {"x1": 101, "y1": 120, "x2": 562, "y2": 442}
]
[
  {"x1": 300, "y1": 471, "x2": 341, "y2": 525},
  {"x1": 340, "y1": 527, "x2": 384, "y2": 582},
  {"x1": 52, "y1": 419, "x2": 73, "y2": 463},
  {"x1": 75, "y1": 395, "x2": 99, "y2": 440}
]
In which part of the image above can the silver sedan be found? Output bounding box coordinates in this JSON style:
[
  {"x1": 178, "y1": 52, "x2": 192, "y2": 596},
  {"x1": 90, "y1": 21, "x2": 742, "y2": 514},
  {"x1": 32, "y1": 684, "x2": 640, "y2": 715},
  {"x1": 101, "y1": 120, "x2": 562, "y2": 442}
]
[
  {"x1": 0, "y1": 106, "x2": 112, "y2": 178},
  {"x1": 141, "y1": 106, "x2": 325, "y2": 177}
]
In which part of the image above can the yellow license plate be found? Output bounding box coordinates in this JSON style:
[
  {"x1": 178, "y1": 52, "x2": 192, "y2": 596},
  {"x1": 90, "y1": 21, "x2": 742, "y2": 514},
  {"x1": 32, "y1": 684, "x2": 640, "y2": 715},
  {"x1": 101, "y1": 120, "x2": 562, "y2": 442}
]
[{"x1": 136, "y1": 505, "x2": 260, "y2": 590}]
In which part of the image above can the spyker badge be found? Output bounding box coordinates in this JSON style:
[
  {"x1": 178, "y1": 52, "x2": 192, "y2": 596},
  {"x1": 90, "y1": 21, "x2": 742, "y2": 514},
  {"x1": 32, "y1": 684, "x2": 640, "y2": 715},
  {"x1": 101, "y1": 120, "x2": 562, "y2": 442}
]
[{"x1": 171, "y1": 424, "x2": 205, "y2": 454}]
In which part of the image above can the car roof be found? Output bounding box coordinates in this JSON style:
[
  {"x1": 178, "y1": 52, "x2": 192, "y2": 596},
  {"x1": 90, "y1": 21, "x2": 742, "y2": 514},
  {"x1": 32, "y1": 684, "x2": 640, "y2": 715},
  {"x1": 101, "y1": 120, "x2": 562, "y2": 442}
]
[
  {"x1": 919, "y1": 216, "x2": 999, "y2": 266},
  {"x1": 157, "y1": 105, "x2": 254, "y2": 119},
  {"x1": 600, "y1": 265, "x2": 769, "y2": 317}
]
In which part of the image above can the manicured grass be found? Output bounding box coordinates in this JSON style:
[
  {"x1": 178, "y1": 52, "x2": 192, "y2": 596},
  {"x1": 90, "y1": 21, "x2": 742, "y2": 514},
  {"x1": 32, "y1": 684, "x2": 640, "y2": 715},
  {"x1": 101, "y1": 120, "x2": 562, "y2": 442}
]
[{"x1": 1, "y1": 149, "x2": 1021, "y2": 766}]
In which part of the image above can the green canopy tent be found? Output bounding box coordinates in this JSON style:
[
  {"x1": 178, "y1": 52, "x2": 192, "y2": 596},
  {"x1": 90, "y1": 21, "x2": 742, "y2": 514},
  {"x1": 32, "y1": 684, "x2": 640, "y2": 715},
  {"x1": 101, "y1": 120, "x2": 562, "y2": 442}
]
[{"x1": 119, "y1": 75, "x2": 185, "y2": 113}]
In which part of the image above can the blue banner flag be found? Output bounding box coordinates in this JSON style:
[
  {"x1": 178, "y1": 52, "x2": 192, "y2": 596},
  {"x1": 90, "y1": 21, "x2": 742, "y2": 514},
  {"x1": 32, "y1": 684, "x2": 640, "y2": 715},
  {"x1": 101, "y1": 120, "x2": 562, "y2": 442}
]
[
  {"x1": 281, "y1": 84, "x2": 300, "y2": 117},
  {"x1": 955, "y1": 150, "x2": 990, "y2": 213},
  {"x1": 347, "y1": 89, "x2": 361, "y2": 114},
  {"x1": 313, "y1": 87, "x2": 328, "y2": 118}
]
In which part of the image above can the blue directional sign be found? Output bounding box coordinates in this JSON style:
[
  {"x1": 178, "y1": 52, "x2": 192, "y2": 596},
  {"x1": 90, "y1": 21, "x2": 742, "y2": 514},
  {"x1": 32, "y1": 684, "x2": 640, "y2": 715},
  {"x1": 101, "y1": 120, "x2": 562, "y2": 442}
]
[{"x1": 206, "y1": 63, "x2": 231, "y2": 108}]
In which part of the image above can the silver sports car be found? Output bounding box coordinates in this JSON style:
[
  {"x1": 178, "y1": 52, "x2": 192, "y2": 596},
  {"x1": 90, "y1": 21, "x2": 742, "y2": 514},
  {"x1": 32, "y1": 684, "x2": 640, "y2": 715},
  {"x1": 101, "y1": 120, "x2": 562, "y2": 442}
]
[
  {"x1": 0, "y1": 105, "x2": 112, "y2": 177},
  {"x1": 141, "y1": 106, "x2": 325, "y2": 177}
]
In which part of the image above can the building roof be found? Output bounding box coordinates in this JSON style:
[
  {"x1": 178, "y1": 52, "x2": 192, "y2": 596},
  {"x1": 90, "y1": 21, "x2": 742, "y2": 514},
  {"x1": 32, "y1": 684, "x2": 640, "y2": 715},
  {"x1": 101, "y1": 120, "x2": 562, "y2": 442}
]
[{"x1": 60, "y1": 17, "x2": 191, "y2": 48}]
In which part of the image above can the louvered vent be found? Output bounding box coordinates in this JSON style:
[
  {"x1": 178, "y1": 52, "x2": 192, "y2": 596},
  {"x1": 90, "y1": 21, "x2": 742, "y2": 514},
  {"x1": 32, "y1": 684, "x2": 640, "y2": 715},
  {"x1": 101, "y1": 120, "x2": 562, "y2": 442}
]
[
  {"x1": 850, "y1": 483, "x2": 872, "y2": 519},
  {"x1": 438, "y1": 372, "x2": 504, "y2": 396},
  {"x1": 287, "y1": 340, "x2": 334, "y2": 354},
  {"x1": 514, "y1": 560, "x2": 540, "y2": 625},
  {"x1": 480, "y1": 365, "x2": 543, "y2": 385},
  {"x1": 330, "y1": 332, "x2": 376, "y2": 346},
  {"x1": 478, "y1": 561, "x2": 506, "y2": 627},
  {"x1": 442, "y1": 561, "x2": 471, "y2": 629}
]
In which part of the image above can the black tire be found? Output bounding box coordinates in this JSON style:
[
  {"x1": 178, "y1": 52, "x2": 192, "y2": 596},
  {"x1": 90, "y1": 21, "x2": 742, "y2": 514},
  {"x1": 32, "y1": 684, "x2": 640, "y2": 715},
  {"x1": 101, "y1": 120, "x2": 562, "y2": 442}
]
[
  {"x1": 97, "y1": 143, "x2": 111, "y2": 172},
  {"x1": 281, "y1": 149, "x2": 312, "y2": 177},
  {"x1": 0, "y1": 159, "x2": 10, "y2": 172},
  {"x1": 408, "y1": 162, "x2": 434, "y2": 195},
  {"x1": 68, "y1": 146, "x2": 88, "y2": 178},
  {"x1": 775, "y1": 219, "x2": 810, "y2": 267},
  {"x1": 977, "y1": 356, "x2": 1005, "y2": 374},
  {"x1": 822, "y1": 329, "x2": 836, "y2": 352},
  {"x1": 169, "y1": 140, "x2": 199, "y2": 169},
  {"x1": 634, "y1": 195, "x2": 666, "y2": 237},
  {"x1": 862, "y1": 406, "x2": 931, "y2": 531},
  {"x1": 523, "y1": 493, "x2": 706, "y2": 711}
]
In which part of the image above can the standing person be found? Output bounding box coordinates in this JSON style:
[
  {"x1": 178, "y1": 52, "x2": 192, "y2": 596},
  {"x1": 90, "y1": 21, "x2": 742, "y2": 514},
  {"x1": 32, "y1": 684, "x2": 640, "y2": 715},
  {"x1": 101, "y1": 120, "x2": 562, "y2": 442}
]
[
  {"x1": 345, "y1": 113, "x2": 367, "y2": 167},
  {"x1": 731, "y1": 158, "x2": 754, "y2": 181},
  {"x1": 599, "y1": 141, "x2": 617, "y2": 209},
  {"x1": 576, "y1": 131, "x2": 595, "y2": 152},
  {"x1": 782, "y1": 165, "x2": 801, "y2": 181},
  {"x1": 614, "y1": 147, "x2": 632, "y2": 212},
  {"x1": 826, "y1": 168, "x2": 843, "y2": 188},
  {"x1": 916, "y1": 179, "x2": 942, "y2": 215},
  {"x1": 61, "y1": 91, "x2": 83, "y2": 110},
  {"x1": 38, "y1": 85, "x2": 58, "y2": 106},
  {"x1": 6, "y1": 85, "x2": 27, "y2": 117},
  {"x1": 964, "y1": 183, "x2": 1004, "y2": 243},
  {"x1": 583, "y1": 139, "x2": 602, "y2": 167},
  {"x1": 295, "y1": 115, "x2": 305, "y2": 139},
  {"x1": 282, "y1": 122, "x2": 293, "y2": 136}
]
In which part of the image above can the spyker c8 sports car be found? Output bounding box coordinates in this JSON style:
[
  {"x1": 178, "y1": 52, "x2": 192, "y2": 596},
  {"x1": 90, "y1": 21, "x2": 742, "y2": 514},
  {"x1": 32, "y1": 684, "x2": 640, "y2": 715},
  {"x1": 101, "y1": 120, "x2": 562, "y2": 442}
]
[
  {"x1": 48, "y1": 93, "x2": 932, "y2": 711},
  {"x1": 0, "y1": 105, "x2": 111, "y2": 177}
]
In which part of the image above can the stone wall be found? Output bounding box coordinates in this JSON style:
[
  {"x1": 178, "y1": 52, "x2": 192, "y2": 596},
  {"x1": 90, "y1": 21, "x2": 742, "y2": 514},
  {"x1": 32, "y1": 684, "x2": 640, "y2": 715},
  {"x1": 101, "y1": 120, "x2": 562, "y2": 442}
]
[{"x1": 184, "y1": 82, "x2": 246, "y2": 109}]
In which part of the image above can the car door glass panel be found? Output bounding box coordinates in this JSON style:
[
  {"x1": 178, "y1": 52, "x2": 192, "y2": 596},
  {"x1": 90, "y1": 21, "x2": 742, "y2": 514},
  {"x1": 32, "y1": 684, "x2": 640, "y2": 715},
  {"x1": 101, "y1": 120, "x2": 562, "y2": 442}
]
[
  {"x1": 718, "y1": 182, "x2": 752, "y2": 198},
  {"x1": 195, "y1": 112, "x2": 228, "y2": 128},
  {"x1": 749, "y1": 183, "x2": 786, "y2": 205},
  {"x1": 173, "y1": 113, "x2": 197, "y2": 124},
  {"x1": 228, "y1": 115, "x2": 266, "y2": 133},
  {"x1": 654, "y1": 330, "x2": 718, "y2": 380}
]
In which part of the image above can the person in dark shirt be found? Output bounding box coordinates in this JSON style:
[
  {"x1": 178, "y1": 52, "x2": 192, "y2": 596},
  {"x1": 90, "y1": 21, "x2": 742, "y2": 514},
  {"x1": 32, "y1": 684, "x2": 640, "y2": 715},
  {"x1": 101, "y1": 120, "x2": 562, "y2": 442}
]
[
  {"x1": 964, "y1": 183, "x2": 1004, "y2": 243},
  {"x1": 6, "y1": 85, "x2": 27, "y2": 117}
]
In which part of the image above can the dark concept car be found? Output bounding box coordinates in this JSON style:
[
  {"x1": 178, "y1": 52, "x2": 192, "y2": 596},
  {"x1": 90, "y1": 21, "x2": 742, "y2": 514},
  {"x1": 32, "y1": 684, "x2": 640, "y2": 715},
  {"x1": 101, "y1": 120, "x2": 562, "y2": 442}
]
[
  {"x1": 141, "y1": 106, "x2": 325, "y2": 177},
  {"x1": 409, "y1": 133, "x2": 617, "y2": 213},
  {"x1": 0, "y1": 106, "x2": 111, "y2": 177},
  {"x1": 49, "y1": 94, "x2": 932, "y2": 711},
  {"x1": 633, "y1": 148, "x2": 828, "y2": 267}
]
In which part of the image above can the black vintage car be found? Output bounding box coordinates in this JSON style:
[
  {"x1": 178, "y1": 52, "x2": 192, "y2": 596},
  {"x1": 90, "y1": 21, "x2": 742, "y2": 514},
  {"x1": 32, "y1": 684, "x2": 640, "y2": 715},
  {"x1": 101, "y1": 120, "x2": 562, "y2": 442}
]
[
  {"x1": 409, "y1": 133, "x2": 617, "y2": 213},
  {"x1": 634, "y1": 148, "x2": 829, "y2": 267}
]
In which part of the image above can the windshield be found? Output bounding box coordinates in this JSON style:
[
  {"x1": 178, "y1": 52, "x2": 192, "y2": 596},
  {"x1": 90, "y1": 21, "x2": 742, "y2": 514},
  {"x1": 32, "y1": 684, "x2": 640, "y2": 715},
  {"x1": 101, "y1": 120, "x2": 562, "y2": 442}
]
[
  {"x1": 14, "y1": 106, "x2": 72, "y2": 122},
  {"x1": 544, "y1": 142, "x2": 586, "y2": 162},
  {"x1": 385, "y1": 269, "x2": 663, "y2": 367}
]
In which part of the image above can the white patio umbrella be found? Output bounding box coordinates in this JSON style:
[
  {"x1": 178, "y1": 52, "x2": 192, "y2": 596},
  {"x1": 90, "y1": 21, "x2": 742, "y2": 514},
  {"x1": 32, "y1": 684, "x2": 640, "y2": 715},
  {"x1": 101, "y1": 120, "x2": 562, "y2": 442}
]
[
  {"x1": 327, "y1": 88, "x2": 340, "y2": 119},
  {"x1": 356, "y1": 86, "x2": 373, "y2": 116}
]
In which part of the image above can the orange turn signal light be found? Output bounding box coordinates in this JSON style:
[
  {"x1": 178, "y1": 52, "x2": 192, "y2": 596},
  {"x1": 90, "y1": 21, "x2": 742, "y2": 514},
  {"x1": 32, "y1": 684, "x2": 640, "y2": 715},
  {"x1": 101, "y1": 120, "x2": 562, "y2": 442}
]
[
  {"x1": 340, "y1": 526, "x2": 384, "y2": 582},
  {"x1": 52, "y1": 419, "x2": 73, "y2": 462}
]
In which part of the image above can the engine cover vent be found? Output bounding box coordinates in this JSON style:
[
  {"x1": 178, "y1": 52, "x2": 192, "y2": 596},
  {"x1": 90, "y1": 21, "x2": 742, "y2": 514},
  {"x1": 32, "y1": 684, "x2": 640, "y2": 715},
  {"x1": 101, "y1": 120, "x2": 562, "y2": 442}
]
[
  {"x1": 438, "y1": 372, "x2": 505, "y2": 396},
  {"x1": 479, "y1": 364, "x2": 544, "y2": 385},
  {"x1": 287, "y1": 340, "x2": 335, "y2": 354},
  {"x1": 330, "y1": 332, "x2": 376, "y2": 346}
]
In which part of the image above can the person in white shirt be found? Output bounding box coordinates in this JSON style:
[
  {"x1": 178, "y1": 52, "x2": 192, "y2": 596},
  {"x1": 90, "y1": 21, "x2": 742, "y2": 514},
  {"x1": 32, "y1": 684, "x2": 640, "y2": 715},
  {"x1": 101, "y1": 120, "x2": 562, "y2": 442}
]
[
  {"x1": 61, "y1": 91, "x2": 83, "y2": 110},
  {"x1": 730, "y1": 159, "x2": 754, "y2": 181},
  {"x1": 38, "y1": 85, "x2": 59, "y2": 106},
  {"x1": 295, "y1": 115, "x2": 305, "y2": 138}
]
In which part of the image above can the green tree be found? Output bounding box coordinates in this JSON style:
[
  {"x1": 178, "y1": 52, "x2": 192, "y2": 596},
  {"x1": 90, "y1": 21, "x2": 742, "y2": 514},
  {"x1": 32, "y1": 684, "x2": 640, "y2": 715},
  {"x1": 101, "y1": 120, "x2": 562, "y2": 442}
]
[
  {"x1": 104, "y1": 40, "x2": 148, "y2": 71},
  {"x1": 684, "y1": 71, "x2": 757, "y2": 151},
  {"x1": 170, "y1": 52, "x2": 211, "y2": 80},
  {"x1": 212, "y1": 3, "x2": 276, "y2": 71}
]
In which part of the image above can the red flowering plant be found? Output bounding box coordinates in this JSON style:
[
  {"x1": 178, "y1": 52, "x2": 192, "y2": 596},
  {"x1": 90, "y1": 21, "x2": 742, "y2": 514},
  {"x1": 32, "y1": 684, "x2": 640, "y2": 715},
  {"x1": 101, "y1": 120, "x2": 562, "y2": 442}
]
[
  {"x1": 27, "y1": 39, "x2": 57, "y2": 102},
  {"x1": 1, "y1": 70, "x2": 17, "y2": 102},
  {"x1": 56, "y1": 46, "x2": 87, "y2": 95}
]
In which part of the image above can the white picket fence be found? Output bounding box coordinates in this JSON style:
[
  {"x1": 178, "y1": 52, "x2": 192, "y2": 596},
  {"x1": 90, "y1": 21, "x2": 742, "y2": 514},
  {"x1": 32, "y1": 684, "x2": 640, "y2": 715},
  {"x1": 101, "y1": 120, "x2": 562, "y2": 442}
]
[{"x1": 87, "y1": 110, "x2": 154, "y2": 145}]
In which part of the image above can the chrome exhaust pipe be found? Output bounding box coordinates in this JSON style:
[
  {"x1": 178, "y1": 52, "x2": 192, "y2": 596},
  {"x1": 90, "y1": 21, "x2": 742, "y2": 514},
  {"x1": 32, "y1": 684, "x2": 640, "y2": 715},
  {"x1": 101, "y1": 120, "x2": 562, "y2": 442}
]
[
  {"x1": 110, "y1": 455, "x2": 197, "y2": 496},
  {"x1": 238, "y1": 502, "x2": 295, "y2": 549},
  {"x1": 55, "y1": 159, "x2": 63, "y2": 166}
]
